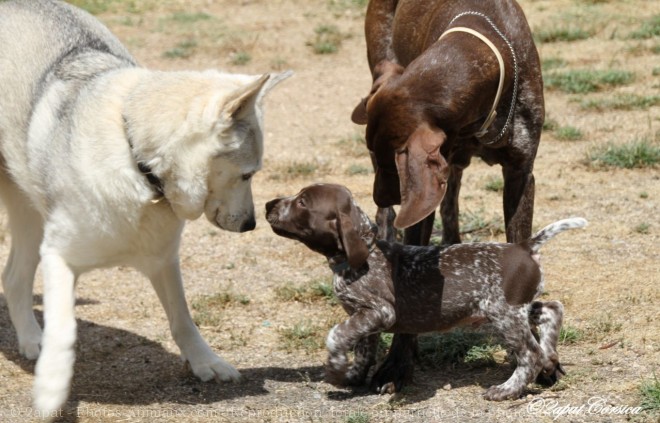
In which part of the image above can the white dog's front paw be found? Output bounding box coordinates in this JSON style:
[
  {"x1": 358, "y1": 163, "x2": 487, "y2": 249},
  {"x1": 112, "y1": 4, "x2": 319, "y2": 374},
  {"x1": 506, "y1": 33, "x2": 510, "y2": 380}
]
[
  {"x1": 185, "y1": 352, "x2": 241, "y2": 383},
  {"x1": 19, "y1": 338, "x2": 41, "y2": 360},
  {"x1": 16, "y1": 324, "x2": 42, "y2": 360}
]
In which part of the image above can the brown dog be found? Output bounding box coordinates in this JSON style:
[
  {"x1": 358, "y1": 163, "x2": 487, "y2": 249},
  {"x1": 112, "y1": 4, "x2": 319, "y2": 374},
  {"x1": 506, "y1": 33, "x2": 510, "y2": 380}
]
[{"x1": 351, "y1": 0, "x2": 544, "y2": 392}]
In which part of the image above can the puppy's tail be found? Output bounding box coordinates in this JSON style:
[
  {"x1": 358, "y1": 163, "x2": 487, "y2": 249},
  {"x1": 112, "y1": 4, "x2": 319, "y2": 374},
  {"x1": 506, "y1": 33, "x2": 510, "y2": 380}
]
[{"x1": 529, "y1": 217, "x2": 587, "y2": 254}]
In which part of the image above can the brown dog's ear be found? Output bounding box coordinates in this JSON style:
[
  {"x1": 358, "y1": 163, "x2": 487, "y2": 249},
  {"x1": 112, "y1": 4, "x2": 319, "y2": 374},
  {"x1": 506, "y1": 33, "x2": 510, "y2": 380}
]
[
  {"x1": 351, "y1": 60, "x2": 404, "y2": 125},
  {"x1": 336, "y1": 210, "x2": 370, "y2": 270},
  {"x1": 351, "y1": 97, "x2": 369, "y2": 125},
  {"x1": 394, "y1": 125, "x2": 450, "y2": 229}
]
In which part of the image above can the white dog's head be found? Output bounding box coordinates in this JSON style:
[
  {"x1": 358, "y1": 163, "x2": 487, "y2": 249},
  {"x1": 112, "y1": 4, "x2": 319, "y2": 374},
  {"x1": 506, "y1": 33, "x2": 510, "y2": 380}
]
[{"x1": 125, "y1": 70, "x2": 291, "y2": 232}]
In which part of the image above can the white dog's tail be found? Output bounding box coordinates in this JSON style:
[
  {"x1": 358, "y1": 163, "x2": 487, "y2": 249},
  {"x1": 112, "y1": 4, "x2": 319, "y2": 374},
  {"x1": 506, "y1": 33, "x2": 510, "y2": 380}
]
[{"x1": 529, "y1": 217, "x2": 587, "y2": 254}]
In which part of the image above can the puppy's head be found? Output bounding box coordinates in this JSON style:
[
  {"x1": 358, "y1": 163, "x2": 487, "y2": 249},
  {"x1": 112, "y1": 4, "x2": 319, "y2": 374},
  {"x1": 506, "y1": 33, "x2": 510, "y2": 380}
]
[
  {"x1": 351, "y1": 60, "x2": 450, "y2": 229},
  {"x1": 266, "y1": 184, "x2": 371, "y2": 270}
]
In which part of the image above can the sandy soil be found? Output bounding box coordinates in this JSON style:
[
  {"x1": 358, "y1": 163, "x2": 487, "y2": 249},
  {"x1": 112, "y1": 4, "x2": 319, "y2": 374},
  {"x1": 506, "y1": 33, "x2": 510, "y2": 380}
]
[{"x1": 0, "y1": 0, "x2": 658, "y2": 422}]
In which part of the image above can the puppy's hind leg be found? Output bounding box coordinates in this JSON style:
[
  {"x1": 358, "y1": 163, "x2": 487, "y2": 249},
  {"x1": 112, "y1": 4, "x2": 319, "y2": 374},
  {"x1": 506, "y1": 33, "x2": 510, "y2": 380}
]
[
  {"x1": 144, "y1": 257, "x2": 241, "y2": 383},
  {"x1": 529, "y1": 301, "x2": 565, "y2": 386},
  {"x1": 484, "y1": 305, "x2": 542, "y2": 401},
  {"x1": 0, "y1": 178, "x2": 44, "y2": 359},
  {"x1": 33, "y1": 252, "x2": 77, "y2": 415}
]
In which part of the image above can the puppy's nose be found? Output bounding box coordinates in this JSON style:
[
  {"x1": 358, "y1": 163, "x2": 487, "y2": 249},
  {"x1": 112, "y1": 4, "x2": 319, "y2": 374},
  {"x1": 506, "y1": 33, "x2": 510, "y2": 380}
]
[
  {"x1": 239, "y1": 217, "x2": 256, "y2": 232},
  {"x1": 265, "y1": 199, "x2": 279, "y2": 215}
]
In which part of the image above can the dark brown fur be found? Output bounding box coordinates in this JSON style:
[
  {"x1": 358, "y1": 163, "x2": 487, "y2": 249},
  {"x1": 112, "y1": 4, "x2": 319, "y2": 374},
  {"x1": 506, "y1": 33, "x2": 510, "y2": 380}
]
[{"x1": 266, "y1": 184, "x2": 577, "y2": 400}]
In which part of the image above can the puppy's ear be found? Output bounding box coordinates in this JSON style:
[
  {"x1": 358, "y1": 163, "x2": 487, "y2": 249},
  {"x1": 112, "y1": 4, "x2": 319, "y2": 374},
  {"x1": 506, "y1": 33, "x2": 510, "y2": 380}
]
[
  {"x1": 336, "y1": 210, "x2": 370, "y2": 270},
  {"x1": 394, "y1": 125, "x2": 450, "y2": 229}
]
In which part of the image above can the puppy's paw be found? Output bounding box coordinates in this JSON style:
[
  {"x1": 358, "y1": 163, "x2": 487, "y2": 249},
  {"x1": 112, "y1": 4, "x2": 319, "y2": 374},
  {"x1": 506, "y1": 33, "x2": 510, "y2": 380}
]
[
  {"x1": 186, "y1": 354, "x2": 241, "y2": 383},
  {"x1": 324, "y1": 366, "x2": 349, "y2": 387},
  {"x1": 535, "y1": 361, "x2": 566, "y2": 387},
  {"x1": 483, "y1": 384, "x2": 523, "y2": 401}
]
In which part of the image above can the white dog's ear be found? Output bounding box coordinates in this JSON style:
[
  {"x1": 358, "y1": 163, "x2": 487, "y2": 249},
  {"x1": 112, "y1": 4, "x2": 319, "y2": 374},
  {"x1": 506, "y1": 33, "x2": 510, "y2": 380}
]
[
  {"x1": 222, "y1": 70, "x2": 293, "y2": 120},
  {"x1": 224, "y1": 73, "x2": 271, "y2": 119},
  {"x1": 260, "y1": 70, "x2": 293, "y2": 101}
]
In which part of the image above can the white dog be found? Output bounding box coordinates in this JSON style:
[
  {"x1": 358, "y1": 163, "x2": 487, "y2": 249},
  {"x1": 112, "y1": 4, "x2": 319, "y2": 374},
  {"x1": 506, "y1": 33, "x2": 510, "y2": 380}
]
[{"x1": 0, "y1": 0, "x2": 290, "y2": 415}]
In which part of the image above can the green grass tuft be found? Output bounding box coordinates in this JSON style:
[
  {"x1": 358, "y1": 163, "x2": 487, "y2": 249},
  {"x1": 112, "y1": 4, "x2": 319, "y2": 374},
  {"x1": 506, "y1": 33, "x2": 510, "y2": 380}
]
[
  {"x1": 484, "y1": 177, "x2": 504, "y2": 193},
  {"x1": 310, "y1": 24, "x2": 344, "y2": 54},
  {"x1": 416, "y1": 330, "x2": 504, "y2": 368},
  {"x1": 545, "y1": 69, "x2": 635, "y2": 93},
  {"x1": 543, "y1": 117, "x2": 559, "y2": 132},
  {"x1": 640, "y1": 375, "x2": 660, "y2": 413},
  {"x1": 192, "y1": 292, "x2": 250, "y2": 327},
  {"x1": 588, "y1": 140, "x2": 660, "y2": 169},
  {"x1": 275, "y1": 280, "x2": 337, "y2": 305},
  {"x1": 541, "y1": 57, "x2": 567, "y2": 72},
  {"x1": 629, "y1": 15, "x2": 660, "y2": 40},
  {"x1": 230, "y1": 51, "x2": 252, "y2": 66},
  {"x1": 346, "y1": 412, "x2": 370, "y2": 423},
  {"x1": 163, "y1": 39, "x2": 197, "y2": 59},
  {"x1": 559, "y1": 325, "x2": 582, "y2": 344},
  {"x1": 635, "y1": 223, "x2": 650, "y2": 234},
  {"x1": 579, "y1": 94, "x2": 660, "y2": 111},
  {"x1": 169, "y1": 11, "x2": 212, "y2": 23},
  {"x1": 535, "y1": 27, "x2": 593, "y2": 43},
  {"x1": 279, "y1": 321, "x2": 325, "y2": 352},
  {"x1": 555, "y1": 126, "x2": 584, "y2": 141}
]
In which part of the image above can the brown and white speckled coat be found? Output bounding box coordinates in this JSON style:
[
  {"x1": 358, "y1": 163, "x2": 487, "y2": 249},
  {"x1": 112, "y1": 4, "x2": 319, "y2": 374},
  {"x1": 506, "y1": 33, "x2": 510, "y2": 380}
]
[{"x1": 266, "y1": 184, "x2": 586, "y2": 400}]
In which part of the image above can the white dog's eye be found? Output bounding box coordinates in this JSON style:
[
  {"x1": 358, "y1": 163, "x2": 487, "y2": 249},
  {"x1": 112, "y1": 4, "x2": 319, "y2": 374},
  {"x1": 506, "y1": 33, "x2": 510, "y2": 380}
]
[{"x1": 241, "y1": 172, "x2": 254, "y2": 181}]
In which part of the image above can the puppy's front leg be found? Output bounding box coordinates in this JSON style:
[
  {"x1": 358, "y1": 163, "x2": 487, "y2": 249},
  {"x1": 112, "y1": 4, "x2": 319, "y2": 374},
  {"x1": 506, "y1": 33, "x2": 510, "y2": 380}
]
[
  {"x1": 325, "y1": 306, "x2": 395, "y2": 387},
  {"x1": 33, "y1": 253, "x2": 77, "y2": 416},
  {"x1": 344, "y1": 333, "x2": 379, "y2": 385},
  {"x1": 145, "y1": 257, "x2": 240, "y2": 384}
]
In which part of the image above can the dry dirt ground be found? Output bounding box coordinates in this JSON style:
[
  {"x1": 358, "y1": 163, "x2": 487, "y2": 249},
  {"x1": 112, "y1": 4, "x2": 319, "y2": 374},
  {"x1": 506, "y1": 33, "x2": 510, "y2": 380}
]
[{"x1": 0, "y1": 0, "x2": 658, "y2": 422}]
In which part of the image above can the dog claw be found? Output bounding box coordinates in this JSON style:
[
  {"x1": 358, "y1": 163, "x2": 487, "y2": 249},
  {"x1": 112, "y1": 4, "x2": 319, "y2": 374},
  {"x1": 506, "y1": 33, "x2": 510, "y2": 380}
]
[
  {"x1": 536, "y1": 361, "x2": 566, "y2": 387},
  {"x1": 377, "y1": 382, "x2": 396, "y2": 395}
]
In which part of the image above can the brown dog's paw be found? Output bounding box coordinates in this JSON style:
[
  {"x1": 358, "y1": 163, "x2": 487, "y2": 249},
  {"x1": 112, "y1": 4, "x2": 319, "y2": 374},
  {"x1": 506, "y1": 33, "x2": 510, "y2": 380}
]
[
  {"x1": 370, "y1": 334, "x2": 416, "y2": 394},
  {"x1": 535, "y1": 362, "x2": 566, "y2": 387},
  {"x1": 370, "y1": 357, "x2": 414, "y2": 394}
]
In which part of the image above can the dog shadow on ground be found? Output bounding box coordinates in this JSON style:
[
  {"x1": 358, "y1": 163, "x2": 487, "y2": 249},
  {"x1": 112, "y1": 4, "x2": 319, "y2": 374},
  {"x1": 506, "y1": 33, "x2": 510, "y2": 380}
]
[{"x1": 0, "y1": 295, "x2": 324, "y2": 421}]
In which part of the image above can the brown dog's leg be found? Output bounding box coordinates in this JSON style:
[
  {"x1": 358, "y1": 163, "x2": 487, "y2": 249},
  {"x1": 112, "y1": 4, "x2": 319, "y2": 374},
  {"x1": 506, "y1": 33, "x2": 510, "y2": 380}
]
[
  {"x1": 369, "y1": 149, "x2": 398, "y2": 242},
  {"x1": 371, "y1": 212, "x2": 434, "y2": 393},
  {"x1": 440, "y1": 165, "x2": 464, "y2": 245},
  {"x1": 503, "y1": 167, "x2": 535, "y2": 243},
  {"x1": 370, "y1": 333, "x2": 417, "y2": 394},
  {"x1": 375, "y1": 207, "x2": 397, "y2": 242}
]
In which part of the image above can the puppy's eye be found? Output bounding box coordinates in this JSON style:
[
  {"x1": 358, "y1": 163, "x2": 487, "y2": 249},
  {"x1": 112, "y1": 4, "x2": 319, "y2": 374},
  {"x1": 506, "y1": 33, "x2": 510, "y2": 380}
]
[{"x1": 297, "y1": 197, "x2": 306, "y2": 208}]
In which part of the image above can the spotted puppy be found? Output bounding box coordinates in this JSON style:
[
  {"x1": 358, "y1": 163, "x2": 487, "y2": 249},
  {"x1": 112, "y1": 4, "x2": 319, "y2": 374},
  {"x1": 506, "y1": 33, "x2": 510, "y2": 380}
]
[{"x1": 266, "y1": 183, "x2": 586, "y2": 400}]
